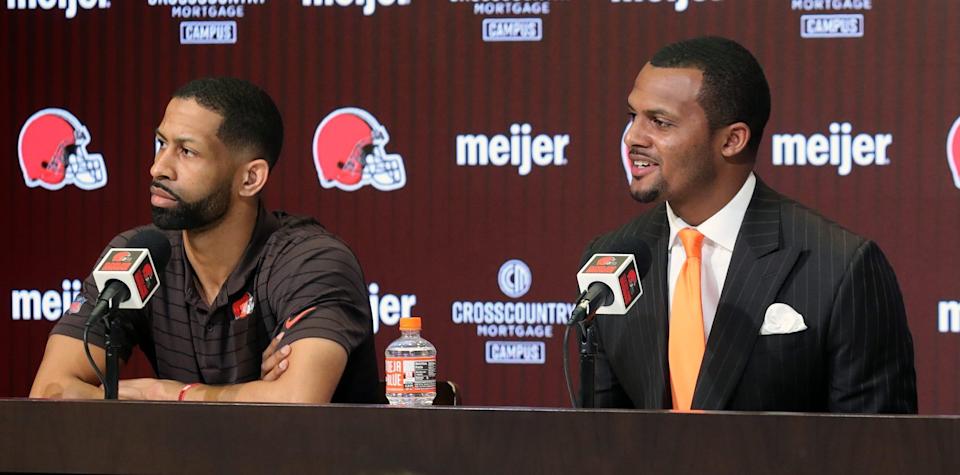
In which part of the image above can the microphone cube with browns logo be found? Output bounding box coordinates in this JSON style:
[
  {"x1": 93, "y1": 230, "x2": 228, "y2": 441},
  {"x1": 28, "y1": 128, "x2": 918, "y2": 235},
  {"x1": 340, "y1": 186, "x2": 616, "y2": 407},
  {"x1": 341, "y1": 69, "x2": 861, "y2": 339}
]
[
  {"x1": 576, "y1": 254, "x2": 642, "y2": 316},
  {"x1": 92, "y1": 249, "x2": 160, "y2": 309}
]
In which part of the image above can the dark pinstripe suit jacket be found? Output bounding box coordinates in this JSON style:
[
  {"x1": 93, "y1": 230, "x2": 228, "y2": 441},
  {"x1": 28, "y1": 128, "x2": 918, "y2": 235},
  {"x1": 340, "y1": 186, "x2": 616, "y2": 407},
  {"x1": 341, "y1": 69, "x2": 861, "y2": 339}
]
[{"x1": 585, "y1": 180, "x2": 917, "y2": 413}]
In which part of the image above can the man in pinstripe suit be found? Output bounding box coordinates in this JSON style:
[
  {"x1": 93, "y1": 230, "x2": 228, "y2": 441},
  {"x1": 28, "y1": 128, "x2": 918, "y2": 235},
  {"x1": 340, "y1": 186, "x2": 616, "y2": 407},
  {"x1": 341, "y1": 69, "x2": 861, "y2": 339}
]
[{"x1": 586, "y1": 37, "x2": 917, "y2": 412}]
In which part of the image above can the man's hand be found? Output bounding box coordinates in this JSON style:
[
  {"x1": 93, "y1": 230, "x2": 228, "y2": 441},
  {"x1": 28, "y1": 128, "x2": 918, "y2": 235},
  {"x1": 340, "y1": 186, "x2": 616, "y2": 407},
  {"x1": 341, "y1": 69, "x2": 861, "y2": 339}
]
[
  {"x1": 118, "y1": 378, "x2": 184, "y2": 401},
  {"x1": 260, "y1": 332, "x2": 291, "y2": 381}
]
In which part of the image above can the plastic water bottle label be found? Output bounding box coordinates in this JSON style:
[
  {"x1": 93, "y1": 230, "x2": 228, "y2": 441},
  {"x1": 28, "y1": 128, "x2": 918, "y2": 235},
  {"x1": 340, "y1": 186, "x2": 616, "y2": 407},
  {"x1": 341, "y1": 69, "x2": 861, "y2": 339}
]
[{"x1": 385, "y1": 356, "x2": 437, "y2": 394}]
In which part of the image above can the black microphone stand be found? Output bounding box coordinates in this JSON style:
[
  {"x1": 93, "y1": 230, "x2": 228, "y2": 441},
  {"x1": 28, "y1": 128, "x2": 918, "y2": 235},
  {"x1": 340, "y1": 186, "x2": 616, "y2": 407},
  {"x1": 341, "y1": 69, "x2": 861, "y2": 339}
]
[
  {"x1": 577, "y1": 315, "x2": 598, "y2": 408},
  {"x1": 100, "y1": 296, "x2": 123, "y2": 400}
]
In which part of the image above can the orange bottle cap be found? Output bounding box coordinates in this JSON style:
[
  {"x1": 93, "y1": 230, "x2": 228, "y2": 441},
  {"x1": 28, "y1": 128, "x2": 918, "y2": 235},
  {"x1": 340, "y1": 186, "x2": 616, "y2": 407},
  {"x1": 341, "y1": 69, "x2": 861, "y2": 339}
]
[{"x1": 399, "y1": 317, "x2": 422, "y2": 331}]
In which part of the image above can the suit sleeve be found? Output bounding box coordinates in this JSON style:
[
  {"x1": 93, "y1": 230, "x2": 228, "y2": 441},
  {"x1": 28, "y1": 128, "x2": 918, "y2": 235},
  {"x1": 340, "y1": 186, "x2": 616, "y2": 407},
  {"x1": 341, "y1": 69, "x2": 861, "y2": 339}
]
[
  {"x1": 579, "y1": 238, "x2": 634, "y2": 409},
  {"x1": 827, "y1": 240, "x2": 917, "y2": 413}
]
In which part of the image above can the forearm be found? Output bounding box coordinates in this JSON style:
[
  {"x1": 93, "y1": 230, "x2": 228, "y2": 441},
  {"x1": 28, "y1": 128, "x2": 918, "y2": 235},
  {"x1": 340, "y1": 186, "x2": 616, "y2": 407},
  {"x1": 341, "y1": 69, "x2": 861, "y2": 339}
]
[
  {"x1": 30, "y1": 376, "x2": 103, "y2": 400},
  {"x1": 120, "y1": 338, "x2": 346, "y2": 403},
  {"x1": 181, "y1": 379, "x2": 331, "y2": 404},
  {"x1": 30, "y1": 334, "x2": 107, "y2": 400}
]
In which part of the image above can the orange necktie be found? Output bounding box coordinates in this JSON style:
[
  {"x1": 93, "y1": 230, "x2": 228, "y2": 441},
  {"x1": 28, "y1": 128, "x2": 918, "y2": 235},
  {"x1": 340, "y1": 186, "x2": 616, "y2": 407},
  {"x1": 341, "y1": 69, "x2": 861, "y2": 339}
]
[{"x1": 669, "y1": 228, "x2": 706, "y2": 411}]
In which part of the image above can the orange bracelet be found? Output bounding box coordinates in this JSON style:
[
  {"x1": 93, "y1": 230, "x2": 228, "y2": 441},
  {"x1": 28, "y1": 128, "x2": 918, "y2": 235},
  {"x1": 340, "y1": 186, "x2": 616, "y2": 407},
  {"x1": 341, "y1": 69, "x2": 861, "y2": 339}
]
[{"x1": 178, "y1": 383, "x2": 199, "y2": 401}]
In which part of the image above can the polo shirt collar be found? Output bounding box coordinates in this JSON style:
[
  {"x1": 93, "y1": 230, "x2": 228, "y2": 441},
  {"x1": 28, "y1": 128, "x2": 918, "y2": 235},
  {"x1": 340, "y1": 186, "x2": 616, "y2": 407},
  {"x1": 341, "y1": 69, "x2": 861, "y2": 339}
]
[
  {"x1": 181, "y1": 201, "x2": 280, "y2": 310},
  {"x1": 222, "y1": 201, "x2": 280, "y2": 298}
]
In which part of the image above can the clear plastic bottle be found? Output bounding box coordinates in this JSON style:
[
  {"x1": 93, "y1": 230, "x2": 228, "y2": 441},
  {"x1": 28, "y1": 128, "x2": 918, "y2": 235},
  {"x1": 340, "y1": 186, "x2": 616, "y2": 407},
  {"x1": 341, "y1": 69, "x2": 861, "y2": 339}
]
[{"x1": 385, "y1": 317, "x2": 437, "y2": 406}]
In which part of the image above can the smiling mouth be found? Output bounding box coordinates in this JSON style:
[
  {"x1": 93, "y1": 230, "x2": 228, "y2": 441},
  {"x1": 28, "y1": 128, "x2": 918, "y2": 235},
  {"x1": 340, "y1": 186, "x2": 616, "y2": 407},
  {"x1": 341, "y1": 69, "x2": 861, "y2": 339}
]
[{"x1": 631, "y1": 157, "x2": 660, "y2": 169}]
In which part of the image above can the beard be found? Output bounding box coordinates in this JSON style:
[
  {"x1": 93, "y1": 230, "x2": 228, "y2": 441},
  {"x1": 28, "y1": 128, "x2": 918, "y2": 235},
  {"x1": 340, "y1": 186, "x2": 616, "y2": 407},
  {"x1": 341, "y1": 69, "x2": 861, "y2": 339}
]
[
  {"x1": 630, "y1": 178, "x2": 664, "y2": 203},
  {"x1": 151, "y1": 180, "x2": 232, "y2": 231},
  {"x1": 629, "y1": 144, "x2": 717, "y2": 205}
]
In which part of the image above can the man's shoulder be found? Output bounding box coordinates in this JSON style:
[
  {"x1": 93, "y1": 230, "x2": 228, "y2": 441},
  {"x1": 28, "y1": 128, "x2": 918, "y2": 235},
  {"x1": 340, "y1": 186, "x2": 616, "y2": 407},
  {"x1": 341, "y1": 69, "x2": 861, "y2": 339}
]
[
  {"x1": 761, "y1": 184, "x2": 868, "y2": 250},
  {"x1": 581, "y1": 204, "x2": 667, "y2": 261},
  {"x1": 265, "y1": 211, "x2": 358, "y2": 262},
  {"x1": 756, "y1": 183, "x2": 877, "y2": 269}
]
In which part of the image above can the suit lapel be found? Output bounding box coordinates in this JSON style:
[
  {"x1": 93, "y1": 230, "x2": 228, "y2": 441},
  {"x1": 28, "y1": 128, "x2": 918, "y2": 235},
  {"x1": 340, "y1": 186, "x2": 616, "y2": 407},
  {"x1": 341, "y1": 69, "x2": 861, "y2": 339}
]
[
  {"x1": 691, "y1": 181, "x2": 801, "y2": 410},
  {"x1": 634, "y1": 205, "x2": 670, "y2": 408}
]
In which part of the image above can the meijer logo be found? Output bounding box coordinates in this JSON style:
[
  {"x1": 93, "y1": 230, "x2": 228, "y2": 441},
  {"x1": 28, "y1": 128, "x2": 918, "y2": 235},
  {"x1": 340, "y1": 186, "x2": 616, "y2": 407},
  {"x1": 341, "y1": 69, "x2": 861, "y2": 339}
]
[
  {"x1": 610, "y1": 0, "x2": 721, "y2": 13},
  {"x1": 938, "y1": 300, "x2": 960, "y2": 333},
  {"x1": 11, "y1": 279, "x2": 83, "y2": 321},
  {"x1": 456, "y1": 123, "x2": 569, "y2": 176},
  {"x1": 7, "y1": 0, "x2": 110, "y2": 19},
  {"x1": 302, "y1": 0, "x2": 410, "y2": 16},
  {"x1": 771, "y1": 122, "x2": 891, "y2": 176},
  {"x1": 368, "y1": 282, "x2": 417, "y2": 334}
]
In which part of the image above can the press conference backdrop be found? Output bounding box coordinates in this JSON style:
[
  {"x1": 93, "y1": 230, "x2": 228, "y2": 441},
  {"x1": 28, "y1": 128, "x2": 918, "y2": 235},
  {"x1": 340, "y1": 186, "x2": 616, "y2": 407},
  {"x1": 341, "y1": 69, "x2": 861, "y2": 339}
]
[{"x1": 2, "y1": 0, "x2": 959, "y2": 412}]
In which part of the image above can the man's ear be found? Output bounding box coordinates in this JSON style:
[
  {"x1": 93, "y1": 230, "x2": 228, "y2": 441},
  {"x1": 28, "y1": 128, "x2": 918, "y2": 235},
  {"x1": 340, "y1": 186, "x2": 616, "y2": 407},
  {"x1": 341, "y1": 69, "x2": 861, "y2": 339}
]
[
  {"x1": 238, "y1": 159, "x2": 269, "y2": 197},
  {"x1": 718, "y1": 122, "x2": 751, "y2": 159}
]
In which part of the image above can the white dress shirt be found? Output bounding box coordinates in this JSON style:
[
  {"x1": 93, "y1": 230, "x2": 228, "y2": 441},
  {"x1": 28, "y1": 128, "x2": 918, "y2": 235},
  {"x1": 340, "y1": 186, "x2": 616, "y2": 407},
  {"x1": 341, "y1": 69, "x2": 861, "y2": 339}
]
[{"x1": 666, "y1": 173, "x2": 756, "y2": 339}]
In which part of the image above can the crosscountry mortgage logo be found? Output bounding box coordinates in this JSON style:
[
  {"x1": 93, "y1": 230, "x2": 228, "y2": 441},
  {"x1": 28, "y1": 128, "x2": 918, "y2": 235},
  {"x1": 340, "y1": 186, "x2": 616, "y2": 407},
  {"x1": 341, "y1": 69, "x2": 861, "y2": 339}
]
[
  {"x1": 451, "y1": 259, "x2": 574, "y2": 340},
  {"x1": 947, "y1": 117, "x2": 960, "y2": 189},
  {"x1": 180, "y1": 21, "x2": 237, "y2": 44},
  {"x1": 147, "y1": 0, "x2": 267, "y2": 18},
  {"x1": 485, "y1": 341, "x2": 545, "y2": 364},
  {"x1": 498, "y1": 259, "x2": 531, "y2": 298},
  {"x1": 800, "y1": 14, "x2": 863, "y2": 38},
  {"x1": 451, "y1": 0, "x2": 561, "y2": 41},
  {"x1": 790, "y1": 0, "x2": 871, "y2": 39},
  {"x1": 482, "y1": 18, "x2": 542, "y2": 42}
]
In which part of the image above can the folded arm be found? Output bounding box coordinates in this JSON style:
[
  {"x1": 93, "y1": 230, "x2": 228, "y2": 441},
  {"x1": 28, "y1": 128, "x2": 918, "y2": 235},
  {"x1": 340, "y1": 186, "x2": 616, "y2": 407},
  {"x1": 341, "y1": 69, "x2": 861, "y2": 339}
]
[
  {"x1": 30, "y1": 334, "x2": 106, "y2": 399},
  {"x1": 118, "y1": 337, "x2": 346, "y2": 404}
]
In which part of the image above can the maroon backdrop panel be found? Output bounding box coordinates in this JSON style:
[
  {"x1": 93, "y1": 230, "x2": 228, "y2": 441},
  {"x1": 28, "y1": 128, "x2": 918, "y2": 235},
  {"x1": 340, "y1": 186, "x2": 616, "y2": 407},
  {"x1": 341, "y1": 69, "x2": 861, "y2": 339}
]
[{"x1": 2, "y1": 1, "x2": 959, "y2": 412}]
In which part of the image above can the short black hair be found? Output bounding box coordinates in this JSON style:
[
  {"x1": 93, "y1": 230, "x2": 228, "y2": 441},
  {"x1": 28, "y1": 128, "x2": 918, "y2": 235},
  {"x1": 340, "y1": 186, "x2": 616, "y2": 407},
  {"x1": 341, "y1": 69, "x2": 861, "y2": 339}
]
[
  {"x1": 650, "y1": 36, "x2": 771, "y2": 153},
  {"x1": 173, "y1": 77, "x2": 284, "y2": 167}
]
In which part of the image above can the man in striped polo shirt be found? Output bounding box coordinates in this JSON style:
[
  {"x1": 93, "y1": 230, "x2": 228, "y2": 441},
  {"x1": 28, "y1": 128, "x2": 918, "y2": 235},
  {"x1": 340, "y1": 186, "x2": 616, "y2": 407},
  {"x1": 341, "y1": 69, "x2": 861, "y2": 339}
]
[{"x1": 30, "y1": 77, "x2": 379, "y2": 403}]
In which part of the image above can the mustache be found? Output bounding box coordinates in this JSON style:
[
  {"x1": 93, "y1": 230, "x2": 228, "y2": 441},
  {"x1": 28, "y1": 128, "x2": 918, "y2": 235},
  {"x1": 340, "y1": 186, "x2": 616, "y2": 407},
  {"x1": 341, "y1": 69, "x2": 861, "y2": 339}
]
[
  {"x1": 151, "y1": 181, "x2": 183, "y2": 202},
  {"x1": 628, "y1": 147, "x2": 658, "y2": 161}
]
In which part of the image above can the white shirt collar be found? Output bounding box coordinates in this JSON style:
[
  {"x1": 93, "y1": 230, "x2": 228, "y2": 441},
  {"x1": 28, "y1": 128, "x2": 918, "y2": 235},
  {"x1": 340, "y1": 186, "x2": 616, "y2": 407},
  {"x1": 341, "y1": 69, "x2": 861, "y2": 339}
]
[{"x1": 666, "y1": 173, "x2": 757, "y2": 253}]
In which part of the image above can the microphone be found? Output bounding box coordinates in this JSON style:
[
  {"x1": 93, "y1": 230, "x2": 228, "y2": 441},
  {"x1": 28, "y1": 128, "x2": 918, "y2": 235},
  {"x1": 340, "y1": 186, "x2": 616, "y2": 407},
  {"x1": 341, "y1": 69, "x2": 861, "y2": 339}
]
[
  {"x1": 84, "y1": 229, "x2": 171, "y2": 327},
  {"x1": 568, "y1": 238, "x2": 652, "y2": 325}
]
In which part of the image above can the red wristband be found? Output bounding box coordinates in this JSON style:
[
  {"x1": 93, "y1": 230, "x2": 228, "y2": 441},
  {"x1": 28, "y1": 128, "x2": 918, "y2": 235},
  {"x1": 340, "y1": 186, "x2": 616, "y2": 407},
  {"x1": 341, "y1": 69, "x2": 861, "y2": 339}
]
[{"x1": 178, "y1": 383, "x2": 199, "y2": 401}]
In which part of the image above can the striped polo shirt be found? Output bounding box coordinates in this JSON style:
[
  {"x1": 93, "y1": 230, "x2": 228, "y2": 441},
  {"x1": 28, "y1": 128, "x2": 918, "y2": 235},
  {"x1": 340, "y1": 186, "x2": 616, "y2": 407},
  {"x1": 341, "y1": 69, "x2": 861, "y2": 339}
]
[{"x1": 53, "y1": 206, "x2": 379, "y2": 403}]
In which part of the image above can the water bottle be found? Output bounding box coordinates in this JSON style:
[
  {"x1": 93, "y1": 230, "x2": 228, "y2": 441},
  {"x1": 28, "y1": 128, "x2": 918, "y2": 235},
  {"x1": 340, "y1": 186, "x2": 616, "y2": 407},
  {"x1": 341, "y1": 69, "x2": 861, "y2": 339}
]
[{"x1": 385, "y1": 317, "x2": 437, "y2": 406}]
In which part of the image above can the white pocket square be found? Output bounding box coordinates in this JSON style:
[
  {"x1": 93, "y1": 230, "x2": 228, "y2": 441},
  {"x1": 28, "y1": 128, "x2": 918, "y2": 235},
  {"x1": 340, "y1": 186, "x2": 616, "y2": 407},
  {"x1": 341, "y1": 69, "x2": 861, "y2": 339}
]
[{"x1": 760, "y1": 303, "x2": 807, "y2": 335}]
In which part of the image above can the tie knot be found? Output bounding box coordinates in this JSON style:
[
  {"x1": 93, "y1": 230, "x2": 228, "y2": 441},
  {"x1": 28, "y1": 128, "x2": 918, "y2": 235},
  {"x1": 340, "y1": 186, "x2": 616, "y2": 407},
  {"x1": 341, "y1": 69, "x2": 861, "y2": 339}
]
[{"x1": 679, "y1": 228, "x2": 704, "y2": 259}]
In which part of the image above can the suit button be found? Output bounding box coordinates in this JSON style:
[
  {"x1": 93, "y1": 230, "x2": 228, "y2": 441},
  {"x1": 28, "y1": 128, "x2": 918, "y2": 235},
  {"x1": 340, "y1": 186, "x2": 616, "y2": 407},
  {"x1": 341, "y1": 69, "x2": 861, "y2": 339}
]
[{"x1": 205, "y1": 324, "x2": 213, "y2": 332}]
